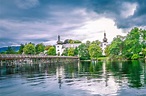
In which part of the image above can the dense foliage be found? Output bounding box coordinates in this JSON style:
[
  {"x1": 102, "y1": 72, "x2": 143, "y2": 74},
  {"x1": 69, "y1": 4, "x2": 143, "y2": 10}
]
[
  {"x1": 88, "y1": 44, "x2": 102, "y2": 59},
  {"x1": 47, "y1": 46, "x2": 56, "y2": 55},
  {"x1": 106, "y1": 27, "x2": 146, "y2": 60},
  {"x1": 78, "y1": 43, "x2": 90, "y2": 60},
  {"x1": 23, "y1": 43, "x2": 35, "y2": 54},
  {"x1": 68, "y1": 48, "x2": 74, "y2": 56},
  {"x1": 35, "y1": 43, "x2": 45, "y2": 54}
]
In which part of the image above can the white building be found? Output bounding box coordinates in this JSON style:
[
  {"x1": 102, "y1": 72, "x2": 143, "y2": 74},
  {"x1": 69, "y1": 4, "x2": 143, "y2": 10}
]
[
  {"x1": 55, "y1": 35, "x2": 81, "y2": 56},
  {"x1": 56, "y1": 35, "x2": 63, "y2": 56},
  {"x1": 101, "y1": 33, "x2": 108, "y2": 56},
  {"x1": 56, "y1": 33, "x2": 108, "y2": 56}
]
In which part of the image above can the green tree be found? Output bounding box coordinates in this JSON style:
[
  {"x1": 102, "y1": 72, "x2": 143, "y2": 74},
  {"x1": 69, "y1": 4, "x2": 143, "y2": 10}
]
[
  {"x1": 108, "y1": 36, "x2": 123, "y2": 58},
  {"x1": 68, "y1": 48, "x2": 74, "y2": 56},
  {"x1": 23, "y1": 43, "x2": 35, "y2": 54},
  {"x1": 6, "y1": 46, "x2": 16, "y2": 54},
  {"x1": 74, "y1": 47, "x2": 78, "y2": 56},
  {"x1": 47, "y1": 46, "x2": 56, "y2": 55},
  {"x1": 78, "y1": 43, "x2": 90, "y2": 60},
  {"x1": 88, "y1": 44, "x2": 102, "y2": 59},
  {"x1": 123, "y1": 27, "x2": 142, "y2": 59},
  {"x1": 35, "y1": 43, "x2": 45, "y2": 54},
  {"x1": 18, "y1": 44, "x2": 24, "y2": 54},
  {"x1": 62, "y1": 48, "x2": 68, "y2": 56}
]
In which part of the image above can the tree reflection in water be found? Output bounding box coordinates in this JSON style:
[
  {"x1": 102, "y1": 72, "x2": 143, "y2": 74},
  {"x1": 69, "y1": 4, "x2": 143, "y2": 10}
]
[{"x1": 0, "y1": 60, "x2": 146, "y2": 96}]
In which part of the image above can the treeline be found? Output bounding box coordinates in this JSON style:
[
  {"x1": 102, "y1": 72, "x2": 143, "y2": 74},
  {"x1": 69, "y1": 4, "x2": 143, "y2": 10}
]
[
  {"x1": 1, "y1": 42, "x2": 56, "y2": 55},
  {"x1": 105, "y1": 27, "x2": 146, "y2": 60},
  {"x1": 61, "y1": 27, "x2": 146, "y2": 60},
  {"x1": 1, "y1": 27, "x2": 146, "y2": 60},
  {"x1": 62, "y1": 40, "x2": 102, "y2": 60},
  {"x1": 1, "y1": 39, "x2": 103, "y2": 60}
]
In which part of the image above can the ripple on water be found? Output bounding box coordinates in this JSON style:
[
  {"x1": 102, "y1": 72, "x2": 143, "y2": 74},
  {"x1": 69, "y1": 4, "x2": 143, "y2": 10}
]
[{"x1": 0, "y1": 60, "x2": 146, "y2": 96}]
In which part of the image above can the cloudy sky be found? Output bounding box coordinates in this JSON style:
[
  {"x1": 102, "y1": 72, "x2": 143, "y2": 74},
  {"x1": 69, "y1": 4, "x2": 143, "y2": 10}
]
[{"x1": 0, "y1": 0, "x2": 146, "y2": 47}]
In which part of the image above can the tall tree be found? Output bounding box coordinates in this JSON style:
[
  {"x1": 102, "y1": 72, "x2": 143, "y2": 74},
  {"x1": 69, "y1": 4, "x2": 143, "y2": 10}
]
[
  {"x1": 23, "y1": 43, "x2": 35, "y2": 54},
  {"x1": 123, "y1": 27, "x2": 142, "y2": 59},
  {"x1": 18, "y1": 44, "x2": 24, "y2": 54},
  {"x1": 88, "y1": 44, "x2": 102, "y2": 59},
  {"x1": 47, "y1": 46, "x2": 56, "y2": 55},
  {"x1": 109, "y1": 36, "x2": 123, "y2": 56},
  {"x1": 78, "y1": 43, "x2": 90, "y2": 60},
  {"x1": 35, "y1": 43, "x2": 45, "y2": 54}
]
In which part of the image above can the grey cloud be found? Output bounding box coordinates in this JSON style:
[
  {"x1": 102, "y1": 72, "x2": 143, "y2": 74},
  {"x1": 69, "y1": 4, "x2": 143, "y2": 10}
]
[
  {"x1": 1, "y1": 0, "x2": 146, "y2": 47},
  {"x1": 1, "y1": 0, "x2": 146, "y2": 29},
  {"x1": 88, "y1": 0, "x2": 146, "y2": 28}
]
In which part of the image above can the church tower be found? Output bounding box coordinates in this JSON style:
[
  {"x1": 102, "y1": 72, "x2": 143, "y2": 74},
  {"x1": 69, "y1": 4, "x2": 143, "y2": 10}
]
[
  {"x1": 102, "y1": 32, "x2": 108, "y2": 56},
  {"x1": 56, "y1": 35, "x2": 63, "y2": 56}
]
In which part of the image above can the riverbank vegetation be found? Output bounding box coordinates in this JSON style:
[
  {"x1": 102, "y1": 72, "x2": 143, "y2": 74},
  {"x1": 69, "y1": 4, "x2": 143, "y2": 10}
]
[
  {"x1": 61, "y1": 27, "x2": 146, "y2": 60},
  {"x1": 0, "y1": 42, "x2": 56, "y2": 56},
  {"x1": 0, "y1": 27, "x2": 146, "y2": 60},
  {"x1": 105, "y1": 27, "x2": 146, "y2": 60}
]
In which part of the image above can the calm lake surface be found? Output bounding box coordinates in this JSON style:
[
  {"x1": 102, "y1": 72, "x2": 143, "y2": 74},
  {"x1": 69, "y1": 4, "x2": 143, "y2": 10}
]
[{"x1": 0, "y1": 60, "x2": 146, "y2": 96}]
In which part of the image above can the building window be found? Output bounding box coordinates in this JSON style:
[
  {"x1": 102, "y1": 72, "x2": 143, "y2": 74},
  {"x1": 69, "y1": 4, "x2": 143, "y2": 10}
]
[
  {"x1": 57, "y1": 46, "x2": 59, "y2": 48},
  {"x1": 57, "y1": 50, "x2": 59, "y2": 51}
]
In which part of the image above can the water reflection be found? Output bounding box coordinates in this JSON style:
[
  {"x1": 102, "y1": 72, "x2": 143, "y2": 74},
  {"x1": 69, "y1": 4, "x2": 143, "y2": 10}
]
[{"x1": 0, "y1": 60, "x2": 146, "y2": 96}]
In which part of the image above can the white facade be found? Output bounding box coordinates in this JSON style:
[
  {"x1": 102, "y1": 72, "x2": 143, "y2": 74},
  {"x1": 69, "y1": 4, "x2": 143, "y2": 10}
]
[
  {"x1": 102, "y1": 42, "x2": 108, "y2": 56},
  {"x1": 63, "y1": 43, "x2": 81, "y2": 48},
  {"x1": 56, "y1": 44, "x2": 63, "y2": 56},
  {"x1": 55, "y1": 43, "x2": 81, "y2": 56},
  {"x1": 55, "y1": 35, "x2": 81, "y2": 56}
]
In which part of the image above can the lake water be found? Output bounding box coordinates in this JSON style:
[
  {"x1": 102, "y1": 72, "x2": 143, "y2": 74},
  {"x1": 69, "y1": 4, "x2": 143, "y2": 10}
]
[{"x1": 0, "y1": 60, "x2": 146, "y2": 96}]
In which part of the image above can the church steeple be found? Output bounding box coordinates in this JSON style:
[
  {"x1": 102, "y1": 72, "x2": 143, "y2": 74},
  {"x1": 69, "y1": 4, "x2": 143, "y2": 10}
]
[
  {"x1": 103, "y1": 32, "x2": 107, "y2": 42},
  {"x1": 57, "y1": 35, "x2": 62, "y2": 44},
  {"x1": 102, "y1": 32, "x2": 108, "y2": 56},
  {"x1": 58, "y1": 35, "x2": 60, "y2": 42}
]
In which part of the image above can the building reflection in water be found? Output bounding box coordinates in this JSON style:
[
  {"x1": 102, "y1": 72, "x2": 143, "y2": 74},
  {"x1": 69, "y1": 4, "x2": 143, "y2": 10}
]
[
  {"x1": 56, "y1": 65, "x2": 64, "y2": 89},
  {"x1": 102, "y1": 60, "x2": 108, "y2": 87}
]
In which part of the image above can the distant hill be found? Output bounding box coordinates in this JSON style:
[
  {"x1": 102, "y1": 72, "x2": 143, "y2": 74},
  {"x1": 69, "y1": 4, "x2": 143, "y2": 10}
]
[{"x1": 0, "y1": 46, "x2": 20, "y2": 52}]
